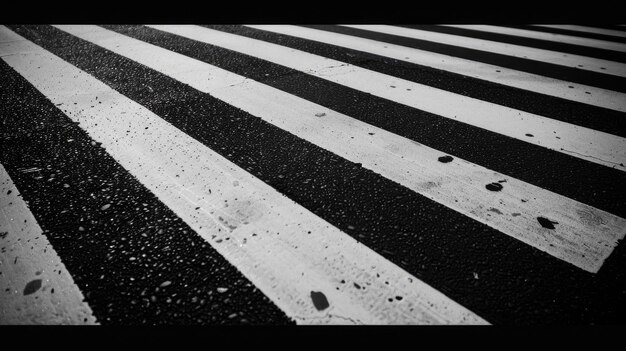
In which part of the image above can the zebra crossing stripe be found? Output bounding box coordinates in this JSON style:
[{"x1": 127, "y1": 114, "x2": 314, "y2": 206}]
[
  {"x1": 343, "y1": 25, "x2": 626, "y2": 77},
  {"x1": 0, "y1": 30, "x2": 294, "y2": 326},
  {"x1": 444, "y1": 25, "x2": 626, "y2": 52},
  {"x1": 206, "y1": 24, "x2": 626, "y2": 140},
  {"x1": 531, "y1": 25, "x2": 626, "y2": 40},
  {"x1": 0, "y1": 164, "x2": 98, "y2": 325},
  {"x1": 398, "y1": 25, "x2": 626, "y2": 64},
  {"x1": 9, "y1": 24, "x2": 626, "y2": 325},
  {"x1": 108, "y1": 24, "x2": 626, "y2": 218},
  {"x1": 142, "y1": 25, "x2": 626, "y2": 172},
  {"x1": 52, "y1": 24, "x2": 626, "y2": 273},
  {"x1": 0, "y1": 25, "x2": 487, "y2": 325},
  {"x1": 310, "y1": 24, "x2": 626, "y2": 93},
  {"x1": 247, "y1": 25, "x2": 626, "y2": 113}
]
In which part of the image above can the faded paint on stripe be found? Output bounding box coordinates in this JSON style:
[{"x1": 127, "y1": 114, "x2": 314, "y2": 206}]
[
  {"x1": 0, "y1": 26, "x2": 486, "y2": 325},
  {"x1": 55, "y1": 25, "x2": 626, "y2": 273},
  {"x1": 246, "y1": 24, "x2": 626, "y2": 114},
  {"x1": 0, "y1": 164, "x2": 98, "y2": 325}
]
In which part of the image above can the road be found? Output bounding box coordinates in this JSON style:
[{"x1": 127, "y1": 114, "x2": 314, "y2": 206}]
[{"x1": 1, "y1": 24, "x2": 625, "y2": 325}]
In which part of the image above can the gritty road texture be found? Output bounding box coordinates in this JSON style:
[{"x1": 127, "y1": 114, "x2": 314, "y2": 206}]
[
  {"x1": 1, "y1": 24, "x2": 626, "y2": 325},
  {"x1": 0, "y1": 57, "x2": 293, "y2": 325}
]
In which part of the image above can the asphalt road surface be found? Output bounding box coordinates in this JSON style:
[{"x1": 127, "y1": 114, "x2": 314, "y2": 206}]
[{"x1": 1, "y1": 24, "x2": 625, "y2": 326}]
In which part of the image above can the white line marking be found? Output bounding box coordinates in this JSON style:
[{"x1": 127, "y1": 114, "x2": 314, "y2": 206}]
[
  {"x1": 155, "y1": 24, "x2": 626, "y2": 172},
  {"x1": 0, "y1": 163, "x2": 97, "y2": 325},
  {"x1": 444, "y1": 24, "x2": 626, "y2": 51},
  {"x1": 532, "y1": 25, "x2": 626, "y2": 40},
  {"x1": 54, "y1": 25, "x2": 626, "y2": 273},
  {"x1": 345, "y1": 25, "x2": 626, "y2": 78},
  {"x1": 246, "y1": 24, "x2": 626, "y2": 113},
  {"x1": 0, "y1": 26, "x2": 488, "y2": 325}
]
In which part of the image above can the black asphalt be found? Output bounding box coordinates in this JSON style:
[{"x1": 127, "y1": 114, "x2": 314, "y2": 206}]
[
  {"x1": 6, "y1": 24, "x2": 626, "y2": 325},
  {"x1": 0, "y1": 59, "x2": 293, "y2": 325},
  {"x1": 302, "y1": 25, "x2": 626, "y2": 94},
  {"x1": 109, "y1": 24, "x2": 626, "y2": 221},
  {"x1": 397, "y1": 25, "x2": 626, "y2": 63},
  {"x1": 201, "y1": 25, "x2": 626, "y2": 139}
]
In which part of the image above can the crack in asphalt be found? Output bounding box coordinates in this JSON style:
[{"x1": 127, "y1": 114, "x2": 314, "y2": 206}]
[
  {"x1": 292, "y1": 311, "x2": 364, "y2": 325},
  {"x1": 560, "y1": 148, "x2": 624, "y2": 167}
]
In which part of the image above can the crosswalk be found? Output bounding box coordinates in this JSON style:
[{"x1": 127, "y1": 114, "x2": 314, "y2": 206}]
[{"x1": 1, "y1": 24, "x2": 625, "y2": 325}]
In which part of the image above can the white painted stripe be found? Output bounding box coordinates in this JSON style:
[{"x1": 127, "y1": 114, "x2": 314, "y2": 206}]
[
  {"x1": 0, "y1": 163, "x2": 98, "y2": 325},
  {"x1": 153, "y1": 24, "x2": 626, "y2": 172},
  {"x1": 531, "y1": 25, "x2": 626, "y2": 40},
  {"x1": 55, "y1": 25, "x2": 626, "y2": 273},
  {"x1": 343, "y1": 25, "x2": 626, "y2": 78},
  {"x1": 444, "y1": 25, "x2": 626, "y2": 52},
  {"x1": 0, "y1": 26, "x2": 487, "y2": 325},
  {"x1": 245, "y1": 26, "x2": 626, "y2": 116}
]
